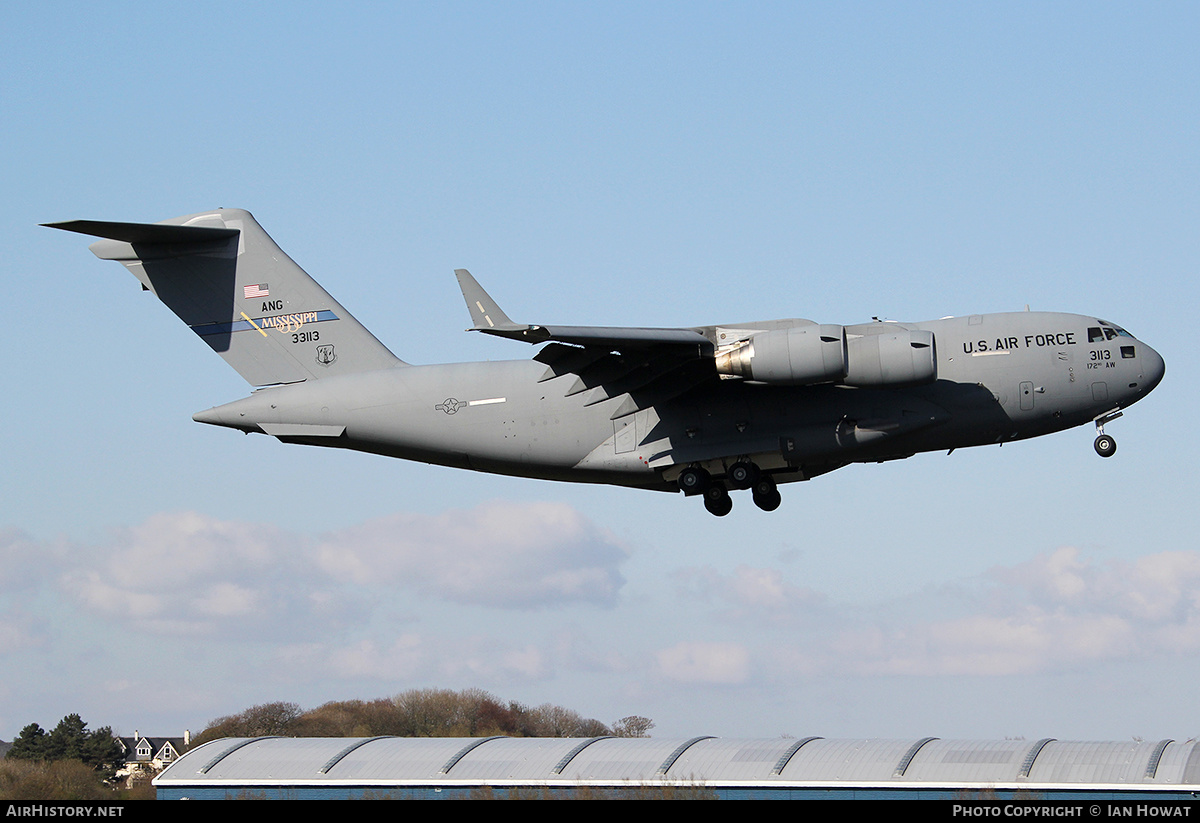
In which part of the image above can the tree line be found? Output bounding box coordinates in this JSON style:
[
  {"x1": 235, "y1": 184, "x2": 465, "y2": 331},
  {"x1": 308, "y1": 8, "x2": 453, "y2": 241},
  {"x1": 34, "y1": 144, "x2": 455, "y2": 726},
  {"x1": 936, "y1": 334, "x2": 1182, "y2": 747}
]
[
  {"x1": 1, "y1": 714, "x2": 141, "y2": 800},
  {"x1": 5, "y1": 713, "x2": 123, "y2": 775},
  {"x1": 195, "y1": 688, "x2": 653, "y2": 744}
]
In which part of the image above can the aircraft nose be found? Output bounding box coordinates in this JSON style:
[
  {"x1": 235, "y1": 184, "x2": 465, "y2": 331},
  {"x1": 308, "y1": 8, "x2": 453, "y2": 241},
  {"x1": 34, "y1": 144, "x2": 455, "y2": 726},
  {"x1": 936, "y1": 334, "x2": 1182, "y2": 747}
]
[{"x1": 1140, "y1": 343, "x2": 1165, "y2": 394}]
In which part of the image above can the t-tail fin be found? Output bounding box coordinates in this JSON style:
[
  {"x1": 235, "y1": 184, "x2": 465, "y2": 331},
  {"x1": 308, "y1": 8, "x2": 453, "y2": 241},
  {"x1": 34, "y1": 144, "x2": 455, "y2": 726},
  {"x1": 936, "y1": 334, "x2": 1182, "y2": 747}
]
[{"x1": 46, "y1": 209, "x2": 405, "y2": 386}]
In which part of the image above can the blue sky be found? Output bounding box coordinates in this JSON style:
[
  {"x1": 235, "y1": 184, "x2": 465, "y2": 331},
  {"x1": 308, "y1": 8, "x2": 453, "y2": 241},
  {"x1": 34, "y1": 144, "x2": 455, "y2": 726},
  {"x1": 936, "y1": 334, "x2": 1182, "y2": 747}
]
[{"x1": 2, "y1": 2, "x2": 1197, "y2": 743}]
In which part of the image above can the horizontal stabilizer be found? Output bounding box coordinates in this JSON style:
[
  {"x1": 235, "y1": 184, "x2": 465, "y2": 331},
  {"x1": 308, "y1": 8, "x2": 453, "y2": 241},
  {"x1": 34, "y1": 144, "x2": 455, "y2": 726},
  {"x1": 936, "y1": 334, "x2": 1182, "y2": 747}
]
[{"x1": 42, "y1": 220, "x2": 238, "y2": 245}]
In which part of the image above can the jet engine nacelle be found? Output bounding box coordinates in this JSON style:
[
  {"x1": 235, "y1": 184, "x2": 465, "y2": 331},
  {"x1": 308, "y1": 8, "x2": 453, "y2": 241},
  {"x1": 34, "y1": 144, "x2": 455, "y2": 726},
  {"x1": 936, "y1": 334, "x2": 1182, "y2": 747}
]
[
  {"x1": 714, "y1": 325, "x2": 937, "y2": 387},
  {"x1": 843, "y1": 328, "x2": 937, "y2": 387},
  {"x1": 715, "y1": 324, "x2": 847, "y2": 385}
]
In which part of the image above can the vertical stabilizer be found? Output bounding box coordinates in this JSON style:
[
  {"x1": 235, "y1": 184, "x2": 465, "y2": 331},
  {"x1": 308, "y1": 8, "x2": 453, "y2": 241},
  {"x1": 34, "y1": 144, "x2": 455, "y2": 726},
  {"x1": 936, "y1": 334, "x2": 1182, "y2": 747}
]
[{"x1": 46, "y1": 209, "x2": 405, "y2": 386}]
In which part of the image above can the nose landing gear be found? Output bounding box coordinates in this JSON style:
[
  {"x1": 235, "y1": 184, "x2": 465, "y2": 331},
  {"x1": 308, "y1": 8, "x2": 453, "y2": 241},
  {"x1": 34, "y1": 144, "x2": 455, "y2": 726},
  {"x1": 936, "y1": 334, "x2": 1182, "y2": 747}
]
[
  {"x1": 1094, "y1": 433, "x2": 1116, "y2": 458},
  {"x1": 1093, "y1": 410, "x2": 1123, "y2": 458}
]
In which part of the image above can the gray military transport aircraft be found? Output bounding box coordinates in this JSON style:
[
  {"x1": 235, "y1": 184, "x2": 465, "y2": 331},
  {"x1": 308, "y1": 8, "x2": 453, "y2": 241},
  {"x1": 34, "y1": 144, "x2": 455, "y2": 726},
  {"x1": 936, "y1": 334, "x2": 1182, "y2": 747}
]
[{"x1": 47, "y1": 209, "x2": 1165, "y2": 516}]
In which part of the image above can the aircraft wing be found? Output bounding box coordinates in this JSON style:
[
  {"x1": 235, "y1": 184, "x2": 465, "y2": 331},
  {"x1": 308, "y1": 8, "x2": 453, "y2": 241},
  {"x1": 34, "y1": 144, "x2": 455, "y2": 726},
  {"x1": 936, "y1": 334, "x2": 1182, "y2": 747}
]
[
  {"x1": 455, "y1": 269, "x2": 712, "y2": 350},
  {"x1": 455, "y1": 269, "x2": 717, "y2": 419}
]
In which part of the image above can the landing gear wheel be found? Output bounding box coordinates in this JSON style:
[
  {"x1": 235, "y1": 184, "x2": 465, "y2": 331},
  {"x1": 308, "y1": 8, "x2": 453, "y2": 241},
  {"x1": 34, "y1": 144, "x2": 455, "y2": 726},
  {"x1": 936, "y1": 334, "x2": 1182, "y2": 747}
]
[
  {"x1": 751, "y1": 476, "x2": 781, "y2": 512},
  {"x1": 703, "y1": 485, "x2": 732, "y2": 517},
  {"x1": 727, "y1": 461, "x2": 760, "y2": 490},
  {"x1": 1093, "y1": 411, "x2": 1122, "y2": 459},
  {"x1": 753, "y1": 489, "x2": 782, "y2": 512},
  {"x1": 678, "y1": 466, "x2": 711, "y2": 496}
]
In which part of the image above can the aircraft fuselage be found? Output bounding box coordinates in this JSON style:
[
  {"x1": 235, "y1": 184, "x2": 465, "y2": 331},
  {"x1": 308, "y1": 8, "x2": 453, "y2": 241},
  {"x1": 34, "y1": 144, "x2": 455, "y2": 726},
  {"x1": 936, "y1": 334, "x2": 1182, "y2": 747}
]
[
  {"x1": 194, "y1": 310, "x2": 1164, "y2": 496},
  {"x1": 48, "y1": 209, "x2": 1164, "y2": 515}
]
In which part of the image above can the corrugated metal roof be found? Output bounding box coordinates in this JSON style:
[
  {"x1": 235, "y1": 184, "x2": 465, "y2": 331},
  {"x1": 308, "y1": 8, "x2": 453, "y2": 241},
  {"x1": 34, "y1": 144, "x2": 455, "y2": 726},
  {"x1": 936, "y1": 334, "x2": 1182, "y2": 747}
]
[
  {"x1": 156, "y1": 736, "x2": 1200, "y2": 790},
  {"x1": 900, "y1": 740, "x2": 1036, "y2": 783},
  {"x1": 1028, "y1": 740, "x2": 1169, "y2": 785}
]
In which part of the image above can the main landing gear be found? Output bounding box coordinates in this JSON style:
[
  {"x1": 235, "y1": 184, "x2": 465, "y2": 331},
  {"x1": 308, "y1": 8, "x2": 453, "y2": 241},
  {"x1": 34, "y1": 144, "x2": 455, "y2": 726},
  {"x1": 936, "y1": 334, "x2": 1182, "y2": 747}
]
[
  {"x1": 1093, "y1": 410, "x2": 1122, "y2": 458},
  {"x1": 751, "y1": 475, "x2": 781, "y2": 512},
  {"x1": 703, "y1": 484, "x2": 733, "y2": 517},
  {"x1": 679, "y1": 463, "x2": 781, "y2": 516}
]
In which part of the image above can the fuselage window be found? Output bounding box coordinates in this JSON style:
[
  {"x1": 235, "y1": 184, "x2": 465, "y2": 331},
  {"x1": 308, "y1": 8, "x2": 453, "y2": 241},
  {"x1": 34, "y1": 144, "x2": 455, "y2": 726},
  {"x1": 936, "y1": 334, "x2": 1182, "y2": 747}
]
[{"x1": 1121, "y1": 346, "x2": 1136, "y2": 359}]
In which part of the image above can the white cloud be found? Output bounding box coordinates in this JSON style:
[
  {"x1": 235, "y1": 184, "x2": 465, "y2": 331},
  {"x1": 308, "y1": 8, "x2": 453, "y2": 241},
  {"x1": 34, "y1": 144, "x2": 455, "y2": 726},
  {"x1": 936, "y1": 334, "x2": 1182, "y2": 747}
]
[
  {"x1": 986, "y1": 546, "x2": 1200, "y2": 647},
  {"x1": 656, "y1": 641, "x2": 751, "y2": 684},
  {"x1": 62, "y1": 569, "x2": 166, "y2": 619},
  {"x1": 322, "y1": 636, "x2": 428, "y2": 680},
  {"x1": 53, "y1": 513, "x2": 322, "y2": 638},
  {"x1": 193, "y1": 582, "x2": 261, "y2": 618},
  {"x1": 0, "y1": 528, "x2": 62, "y2": 590},
  {"x1": 27, "y1": 501, "x2": 624, "y2": 639},
  {"x1": 500, "y1": 645, "x2": 548, "y2": 679},
  {"x1": 314, "y1": 501, "x2": 628, "y2": 609},
  {"x1": 814, "y1": 546, "x2": 1200, "y2": 677},
  {"x1": 667, "y1": 547, "x2": 1200, "y2": 681},
  {"x1": 27, "y1": 503, "x2": 624, "y2": 647},
  {"x1": 836, "y1": 610, "x2": 1137, "y2": 677},
  {"x1": 0, "y1": 609, "x2": 43, "y2": 655},
  {"x1": 94, "y1": 512, "x2": 290, "y2": 589},
  {"x1": 672, "y1": 564, "x2": 826, "y2": 621},
  {"x1": 287, "y1": 633, "x2": 553, "y2": 684}
]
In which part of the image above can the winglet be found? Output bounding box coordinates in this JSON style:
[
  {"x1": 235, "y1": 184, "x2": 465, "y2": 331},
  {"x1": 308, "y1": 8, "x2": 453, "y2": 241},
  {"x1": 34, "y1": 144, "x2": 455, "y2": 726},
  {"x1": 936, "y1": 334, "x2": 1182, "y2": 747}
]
[{"x1": 454, "y1": 269, "x2": 525, "y2": 332}]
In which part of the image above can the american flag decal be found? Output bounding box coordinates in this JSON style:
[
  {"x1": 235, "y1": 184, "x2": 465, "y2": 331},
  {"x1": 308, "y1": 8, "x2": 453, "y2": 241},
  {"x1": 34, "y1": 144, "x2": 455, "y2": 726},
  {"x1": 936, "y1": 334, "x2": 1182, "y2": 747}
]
[{"x1": 243, "y1": 283, "x2": 269, "y2": 299}]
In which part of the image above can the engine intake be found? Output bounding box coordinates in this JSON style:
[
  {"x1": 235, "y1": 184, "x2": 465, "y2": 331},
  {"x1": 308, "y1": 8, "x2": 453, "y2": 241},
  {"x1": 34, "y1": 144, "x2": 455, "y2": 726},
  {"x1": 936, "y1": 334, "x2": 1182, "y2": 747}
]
[{"x1": 844, "y1": 329, "x2": 936, "y2": 386}]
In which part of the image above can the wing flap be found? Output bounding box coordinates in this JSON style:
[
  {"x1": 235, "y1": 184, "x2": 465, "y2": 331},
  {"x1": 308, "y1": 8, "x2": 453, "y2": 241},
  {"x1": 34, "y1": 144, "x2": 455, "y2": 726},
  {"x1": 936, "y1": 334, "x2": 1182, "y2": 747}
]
[{"x1": 523, "y1": 325, "x2": 712, "y2": 349}]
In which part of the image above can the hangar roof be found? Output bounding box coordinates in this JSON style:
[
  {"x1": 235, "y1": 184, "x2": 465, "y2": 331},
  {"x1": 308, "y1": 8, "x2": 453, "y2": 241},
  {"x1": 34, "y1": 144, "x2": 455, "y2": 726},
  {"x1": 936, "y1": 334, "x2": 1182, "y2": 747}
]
[{"x1": 154, "y1": 736, "x2": 1200, "y2": 791}]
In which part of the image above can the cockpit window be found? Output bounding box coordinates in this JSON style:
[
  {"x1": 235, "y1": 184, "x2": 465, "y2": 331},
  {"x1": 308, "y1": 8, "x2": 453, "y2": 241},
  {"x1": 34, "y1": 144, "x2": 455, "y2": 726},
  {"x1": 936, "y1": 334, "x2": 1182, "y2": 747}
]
[{"x1": 1094, "y1": 321, "x2": 1134, "y2": 341}]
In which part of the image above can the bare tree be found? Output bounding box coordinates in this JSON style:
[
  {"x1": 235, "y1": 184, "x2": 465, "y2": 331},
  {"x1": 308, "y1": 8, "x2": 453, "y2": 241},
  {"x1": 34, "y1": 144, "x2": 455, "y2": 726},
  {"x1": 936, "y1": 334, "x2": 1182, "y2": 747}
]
[
  {"x1": 612, "y1": 716, "x2": 655, "y2": 738},
  {"x1": 195, "y1": 701, "x2": 302, "y2": 744}
]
